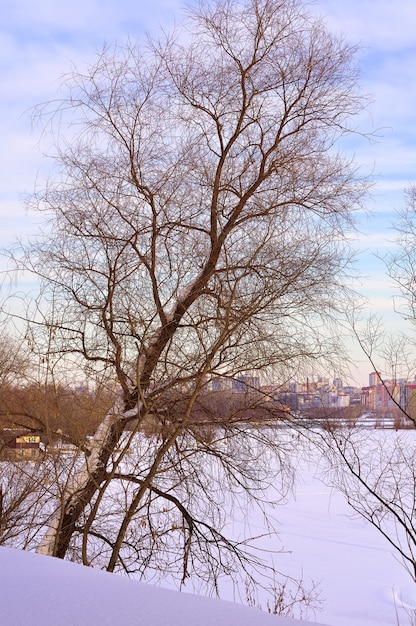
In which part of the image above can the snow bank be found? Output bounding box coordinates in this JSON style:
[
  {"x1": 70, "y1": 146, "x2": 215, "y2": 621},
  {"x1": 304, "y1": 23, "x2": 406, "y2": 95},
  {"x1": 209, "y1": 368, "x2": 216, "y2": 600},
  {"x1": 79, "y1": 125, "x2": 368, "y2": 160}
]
[{"x1": 0, "y1": 547, "x2": 329, "y2": 626}]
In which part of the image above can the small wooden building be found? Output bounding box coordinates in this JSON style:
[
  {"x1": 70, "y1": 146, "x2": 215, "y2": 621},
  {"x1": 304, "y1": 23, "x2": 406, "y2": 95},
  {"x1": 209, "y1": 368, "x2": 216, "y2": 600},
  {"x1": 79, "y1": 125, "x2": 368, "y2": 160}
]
[{"x1": 0, "y1": 429, "x2": 42, "y2": 461}]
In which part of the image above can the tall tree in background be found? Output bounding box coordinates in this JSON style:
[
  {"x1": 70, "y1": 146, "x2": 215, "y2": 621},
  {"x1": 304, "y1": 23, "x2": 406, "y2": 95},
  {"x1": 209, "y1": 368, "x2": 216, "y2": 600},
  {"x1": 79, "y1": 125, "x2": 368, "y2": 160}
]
[
  {"x1": 388, "y1": 184, "x2": 416, "y2": 319},
  {"x1": 17, "y1": 0, "x2": 368, "y2": 596}
]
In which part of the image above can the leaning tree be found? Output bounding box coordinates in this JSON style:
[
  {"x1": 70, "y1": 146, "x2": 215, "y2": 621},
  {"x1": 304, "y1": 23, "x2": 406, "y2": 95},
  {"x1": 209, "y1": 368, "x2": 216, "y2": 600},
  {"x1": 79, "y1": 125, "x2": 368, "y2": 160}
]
[{"x1": 15, "y1": 0, "x2": 368, "y2": 604}]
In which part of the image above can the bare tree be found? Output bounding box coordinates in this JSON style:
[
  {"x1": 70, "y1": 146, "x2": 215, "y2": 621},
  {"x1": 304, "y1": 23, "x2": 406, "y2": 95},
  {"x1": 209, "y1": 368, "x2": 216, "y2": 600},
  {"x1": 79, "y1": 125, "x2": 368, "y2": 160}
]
[
  {"x1": 0, "y1": 335, "x2": 53, "y2": 549},
  {"x1": 315, "y1": 427, "x2": 416, "y2": 583},
  {"x1": 0, "y1": 334, "x2": 29, "y2": 389},
  {"x1": 312, "y1": 264, "x2": 416, "y2": 589},
  {"x1": 14, "y1": 0, "x2": 368, "y2": 604},
  {"x1": 387, "y1": 185, "x2": 416, "y2": 322}
]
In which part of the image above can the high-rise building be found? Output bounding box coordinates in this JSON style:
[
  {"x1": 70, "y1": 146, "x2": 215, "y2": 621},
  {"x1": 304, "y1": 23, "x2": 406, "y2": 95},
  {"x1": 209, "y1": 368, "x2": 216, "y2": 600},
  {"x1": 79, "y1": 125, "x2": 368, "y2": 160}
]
[{"x1": 369, "y1": 371, "x2": 382, "y2": 387}]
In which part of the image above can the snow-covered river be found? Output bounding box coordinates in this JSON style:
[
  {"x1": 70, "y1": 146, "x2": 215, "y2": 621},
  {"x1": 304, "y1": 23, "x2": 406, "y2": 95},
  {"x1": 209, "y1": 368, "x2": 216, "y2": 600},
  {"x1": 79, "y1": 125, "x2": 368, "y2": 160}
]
[{"x1": 229, "y1": 428, "x2": 416, "y2": 626}]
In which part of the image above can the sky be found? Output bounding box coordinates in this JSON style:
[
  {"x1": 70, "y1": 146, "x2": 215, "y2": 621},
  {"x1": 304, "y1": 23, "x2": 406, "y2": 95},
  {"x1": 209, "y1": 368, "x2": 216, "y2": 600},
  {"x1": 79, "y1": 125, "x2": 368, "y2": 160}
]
[
  {"x1": 1, "y1": 0, "x2": 416, "y2": 385},
  {"x1": 1, "y1": 434, "x2": 415, "y2": 625}
]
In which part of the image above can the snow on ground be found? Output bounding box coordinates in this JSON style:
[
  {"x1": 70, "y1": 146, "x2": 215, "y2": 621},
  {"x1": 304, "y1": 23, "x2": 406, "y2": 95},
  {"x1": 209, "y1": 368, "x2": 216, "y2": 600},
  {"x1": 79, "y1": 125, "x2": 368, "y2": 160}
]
[
  {"x1": 1, "y1": 430, "x2": 416, "y2": 625},
  {"x1": 274, "y1": 457, "x2": 416, "y2": 626},
  {"x1": 218, "y1": 431, "x2": 416, "y2": 626},
  {"x1": 0, "y1": 546, "x2": 327, "y2": 626}
]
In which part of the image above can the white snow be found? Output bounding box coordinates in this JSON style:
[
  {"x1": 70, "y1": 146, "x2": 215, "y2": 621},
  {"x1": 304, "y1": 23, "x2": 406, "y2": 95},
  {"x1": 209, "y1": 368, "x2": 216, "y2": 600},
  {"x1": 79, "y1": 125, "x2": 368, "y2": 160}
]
[
  {"x1": 273, "y1": 461, "x2": 416, "y2": 626},
  {"x1": 0, "y1": 547, "x2": 326, "y2": 626},
  {"x1": 2, "y1": 432, "x2": 416, "y2": 626}
]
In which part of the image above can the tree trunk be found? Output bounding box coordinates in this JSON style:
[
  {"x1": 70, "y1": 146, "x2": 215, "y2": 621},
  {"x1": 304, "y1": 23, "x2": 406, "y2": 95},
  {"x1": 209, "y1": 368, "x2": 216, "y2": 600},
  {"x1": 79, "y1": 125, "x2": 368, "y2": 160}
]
[{"x1": 37, "y1": 410, "x2": 126, "y2": 557}]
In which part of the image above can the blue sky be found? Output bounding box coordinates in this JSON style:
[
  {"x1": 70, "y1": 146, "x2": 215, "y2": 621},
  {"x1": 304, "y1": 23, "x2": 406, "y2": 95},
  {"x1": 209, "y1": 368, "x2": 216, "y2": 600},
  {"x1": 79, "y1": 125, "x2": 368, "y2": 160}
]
[{"x1": 1, "y1": 0, "x2": 416, "y2": 383}]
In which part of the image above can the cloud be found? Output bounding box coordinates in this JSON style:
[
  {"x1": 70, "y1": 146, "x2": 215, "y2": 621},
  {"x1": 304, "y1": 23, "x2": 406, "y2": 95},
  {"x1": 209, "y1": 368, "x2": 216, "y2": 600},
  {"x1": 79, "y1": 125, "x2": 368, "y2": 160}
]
[
  {"x1": 2, "y1": 0, "x2": 182, "y2": 44},
  {"x1": 314, "y1": 0, "x2": 416, "y2": 50}
]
